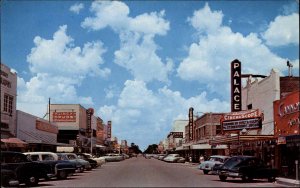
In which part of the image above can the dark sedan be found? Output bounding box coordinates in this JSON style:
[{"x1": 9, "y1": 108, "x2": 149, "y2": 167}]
[
  {"x1": 218, "y1": 156, "x2": 278, "y2": 182},
  {"x1": 1, "y1": 151, "x2": 51, "y2": 186}
]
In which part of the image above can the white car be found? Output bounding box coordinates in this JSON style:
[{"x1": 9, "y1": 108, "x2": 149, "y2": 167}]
[
  {"x1": 163, "y1": 154, "x2": 184, "y2": 163},
  {"x1": 83, "y1": 153, "x2": 106, "y2": 166},
  {"x1": 198, "y1": 155, "x2": 230, "y2": 174}
]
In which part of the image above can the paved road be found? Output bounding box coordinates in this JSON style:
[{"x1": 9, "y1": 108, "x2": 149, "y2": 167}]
[{"x1": 36, "y1": 157, "x2": 284, "y2": 187}]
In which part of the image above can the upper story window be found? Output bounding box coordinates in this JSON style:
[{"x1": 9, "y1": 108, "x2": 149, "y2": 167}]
[{"x1": 3, "y1": 94, "x2": 13, "y2": 114}]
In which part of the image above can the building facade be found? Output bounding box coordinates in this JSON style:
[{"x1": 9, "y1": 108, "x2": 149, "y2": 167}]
[
  {"x1": 16, "y1": 110, "x2": 59, "y2": 152},
  {"x1": 1, "y1": 63, "x2": 17, "y2": 138}
]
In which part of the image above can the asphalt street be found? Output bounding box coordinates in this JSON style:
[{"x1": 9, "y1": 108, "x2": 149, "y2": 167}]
[{"x1": 36, "y1": 156, "x2": 284, "y2": 187}]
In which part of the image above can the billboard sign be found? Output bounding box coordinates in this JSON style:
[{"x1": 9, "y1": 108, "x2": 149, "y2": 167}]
[{"x1": 231, "y1": 59, "x2": 242, "y2": 112}]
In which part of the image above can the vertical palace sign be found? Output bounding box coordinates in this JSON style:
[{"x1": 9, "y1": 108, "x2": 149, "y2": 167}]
[{"x1": 231, "y1": 59, "x2": 242, "y2": 112}]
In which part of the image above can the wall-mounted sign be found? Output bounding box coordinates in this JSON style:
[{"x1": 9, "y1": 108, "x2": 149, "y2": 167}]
[
  {"x1": 189, "y1": 107, "x2": 194, "y2": 140},
  {"x1": 36, "y1": 120, "x2": 58, "y2": 134},
  {"x1": 107, "y1": 121, "x2": 112, "y2": 139},
  {"x1": 53, "y1": 112, "x2": 76, "y2": 122},
  {"x1": 168, "y1": 132, "x2": 183, "y2": 138},
  {"x1": 274, "y1": 91, "x2": 300, "y2": 137},
  {"x1": 231, "y1": 59, "x2": 242, "y2": 112}
]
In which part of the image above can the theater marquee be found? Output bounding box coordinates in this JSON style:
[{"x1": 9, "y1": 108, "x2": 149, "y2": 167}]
[{"x1": 221, "y1": 109, "x2": 263, "y2": 132}]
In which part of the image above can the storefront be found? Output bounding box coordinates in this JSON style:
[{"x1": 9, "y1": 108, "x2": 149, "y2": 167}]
[{"x1": 274, "y1": 91, "x2": 300, "y2": 179}]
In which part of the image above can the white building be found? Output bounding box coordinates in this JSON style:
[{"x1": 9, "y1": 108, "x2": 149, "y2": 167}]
[
  {"x1": 1, "y1": 63, "x2": 17, "y2": 138},
  {"x1": 242, "y1": 69, "x2": 280, "y2": 135},
  {"x1": 17, "y1": 110, "x2": 59, "y2": 151}
]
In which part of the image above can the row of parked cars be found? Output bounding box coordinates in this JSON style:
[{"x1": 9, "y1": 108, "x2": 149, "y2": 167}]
[
  {"x1": 198, "y1": 155, "x2": 278, "y2": 182},
  {"x1": 145, "y1": 153, "x2": 186, "y2": 163},
  {"x1": 1, "y1": 151, "x2": 130, "y2": 187}
]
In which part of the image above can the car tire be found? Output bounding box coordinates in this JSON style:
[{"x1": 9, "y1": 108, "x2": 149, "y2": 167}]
[
  {"x1": 242, "y1": 175, "x2": 253, "y2": 182},
  {"x1": 219, "y1": 175, "x2": 227, "y2": 181},
  {"x1": 25, "y1": 175, "x2": 39, "y2": 186},
  {"x1": 57, "y1": 170, "x2": 68, "y2": 179},
  {"x1": 203, "y1": 170, "x2": 209, "y2": 174}
]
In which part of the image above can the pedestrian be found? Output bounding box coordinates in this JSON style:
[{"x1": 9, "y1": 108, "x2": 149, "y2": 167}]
[{"x1": 199, "y1": 155, "x2": 205, "y2": 164}]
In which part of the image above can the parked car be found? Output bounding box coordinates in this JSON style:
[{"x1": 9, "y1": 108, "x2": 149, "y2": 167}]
[
  {"x1": 158, "y1": 154, "x2": 169, "y2": 160},
  {"x1": 218, "y1": 156, "x2": 278, "y2": 182},
  {"x1": 82, "y1": 153, "x2": 106, "y2": 166},
  {"x1": 103, "y1": 153, "x2": 124, "y2": 162},
  {"x1": 24, "y1": 152, "x2": 77, "y2": 179},
  {"x1": 1, "y1": 151, "x2": 51, "y2": 186},
  {"x1": 198, "y1": 155, "x2": 230, "y2": 174},
  {"x1": 163, "y1": 154, "x2": 185, "y2": 163},
  {"x1": 57, "y1": 153, "x2": 92, "y2": 171},
  {"x1": 76, "y1": 153, "x2": 98, "y2": 168},
  {"x1": 1, "y1": 169, "x2": 19, "y2": 187}
]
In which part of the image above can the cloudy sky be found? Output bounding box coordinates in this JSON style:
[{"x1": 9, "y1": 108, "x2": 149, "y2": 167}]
[{"x1": 2, "y1": 0, "x2": 299, "y2": 150}]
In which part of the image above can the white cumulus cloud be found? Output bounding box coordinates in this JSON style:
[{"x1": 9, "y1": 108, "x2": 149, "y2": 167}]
[
  {"x1": 70, "y1": 3, "x2": 84, "y2": 14},
  {"x1": 18, "y1": 25, "x2": 109, "y2": 117},
  {"x1": 98, "y1": 79, "x2": 229, "y2": 150},
  {"x1": 177, "y1": 3, "x2": 295, "y2": 97},
  {"x1": 82, "y1": 1, "x2": 172, "y2": 83},
  {"x1": 262, "y1": 13, "x2": 299, "y2": 47}
]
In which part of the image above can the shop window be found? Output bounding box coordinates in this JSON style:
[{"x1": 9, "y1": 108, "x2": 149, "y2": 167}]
[{"x1": 3, "y1": 94, "x2": 13, "y2": 114}]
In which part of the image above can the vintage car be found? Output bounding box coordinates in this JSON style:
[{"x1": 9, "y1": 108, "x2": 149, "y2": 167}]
[
  {"x1": 1, "y1": 151, "x2": 51, "y2": 186},
  {"x1": 103, "y1": 153, "x2": 124, "y2": 162},
  {"x1": 76, "y1": 153, "x2": 98, "y2": 168},
  {"x1": 1, "y1": 169, "x2": 19, "y2": 187},
  {"x1": 163, "y1": 154, "x2": 185, "y2": 163},
  {"x1": 218, "y1": 156, "x2": 278, "y2": 182},
  {"x1": 57, "y1": 153, "x2": 92, "y2": 171},
  {"x1": 82, "y1": 153, "x2": 106, "y2": 166},
  {"x1": 24, "y1": 152, "x2": 77, "y2": 179},
  {"x1": 198, "y1": 155, "x2": 230, "y2": 174}
]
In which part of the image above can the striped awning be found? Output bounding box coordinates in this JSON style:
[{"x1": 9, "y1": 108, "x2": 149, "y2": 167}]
[{"x1": 209, "y1": 134, "x2": 275, "y2": 145}]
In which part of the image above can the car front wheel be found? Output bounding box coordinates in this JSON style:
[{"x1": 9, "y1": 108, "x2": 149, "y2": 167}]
[
  {"x1": 57, "y1": 170, "x2": 68, "y2": 179},
  {"x1": 219, "y1": 175, "x2": 227, "y2": 181},
  {"x1": 203, "y1": 170, "x2": 209, "y2": 174},
  {"x1": 242, "y1": 175, "x2": 253, "y2": 182},
  {"x1": 25, "y1": 175, "x2": 39, "y2": 186}
]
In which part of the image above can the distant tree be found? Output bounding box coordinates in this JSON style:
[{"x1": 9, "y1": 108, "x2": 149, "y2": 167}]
[
  {"x1": 129, "y1": 143, "x2": 142, "y2": 154},
  {"x1": 144, "y1": 144, "x2": 158, "y2": 154}
]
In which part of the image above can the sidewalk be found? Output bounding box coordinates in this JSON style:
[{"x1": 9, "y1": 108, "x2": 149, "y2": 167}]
[{"x1": 275, "y1": 177, "x2": 300, "y2": 187}]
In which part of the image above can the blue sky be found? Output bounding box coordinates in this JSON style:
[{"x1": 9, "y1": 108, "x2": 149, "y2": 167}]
[{"x1": 1, "y1": 0, "x2": 299, "y2": 150}]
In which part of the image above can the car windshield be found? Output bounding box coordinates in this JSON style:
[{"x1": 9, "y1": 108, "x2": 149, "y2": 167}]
[{"x1": 222, "y1": 157, "x2": 244, "y2": 168}]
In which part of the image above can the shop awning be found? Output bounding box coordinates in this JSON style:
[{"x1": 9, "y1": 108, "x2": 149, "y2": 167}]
[
  {"x1": 1, "y1": 137, "x2": 28, "y2": 148},
  {"x1": 191, "y1": 144, "x2": 211, "y2": 150},
  {"x1": 209, "y1": 134, "x2": 275, "y2": 145}
]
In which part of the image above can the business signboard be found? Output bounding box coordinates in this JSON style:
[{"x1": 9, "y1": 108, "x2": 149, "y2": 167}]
[
  {"x1": 231, "y1": 59, "x2": 242, "y2": 112},
  {"x1": 169, "y1": 132, "x2": 183, "y2": 138},
  {"x1": 86, "y1": 108, "x2": 94, "y2": 136},
  {"x1": 36, "y1": 120, "x2": 58, "y2": 134},
  {"x1": 52, "y1": 112, "x2": 76, "y2": 122},
  {"x1": 107, "y1": 121, "x2": 112, "y2": 139}
]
